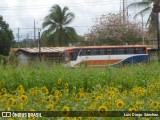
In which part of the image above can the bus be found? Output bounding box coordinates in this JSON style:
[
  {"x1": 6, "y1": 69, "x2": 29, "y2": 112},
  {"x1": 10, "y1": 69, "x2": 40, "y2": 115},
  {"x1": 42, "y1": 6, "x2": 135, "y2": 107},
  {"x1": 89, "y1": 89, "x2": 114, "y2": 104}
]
[{"x1": 61, "y1": 45, "x2": 148, "y2": 67}]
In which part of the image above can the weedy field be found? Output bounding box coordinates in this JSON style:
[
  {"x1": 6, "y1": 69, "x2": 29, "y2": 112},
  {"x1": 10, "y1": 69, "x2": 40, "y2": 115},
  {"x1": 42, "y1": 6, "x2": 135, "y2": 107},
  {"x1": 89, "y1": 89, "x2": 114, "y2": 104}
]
[{"x1": 0, "y1": 62, "x2": 160, "y2": 120}]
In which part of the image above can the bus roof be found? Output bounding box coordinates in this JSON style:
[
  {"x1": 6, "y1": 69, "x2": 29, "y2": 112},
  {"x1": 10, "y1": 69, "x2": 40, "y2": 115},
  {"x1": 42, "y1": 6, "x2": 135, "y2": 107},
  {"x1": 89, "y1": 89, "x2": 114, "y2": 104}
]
[{"x1": 65, "y1": 45, "x2": 148, "y2": 51}]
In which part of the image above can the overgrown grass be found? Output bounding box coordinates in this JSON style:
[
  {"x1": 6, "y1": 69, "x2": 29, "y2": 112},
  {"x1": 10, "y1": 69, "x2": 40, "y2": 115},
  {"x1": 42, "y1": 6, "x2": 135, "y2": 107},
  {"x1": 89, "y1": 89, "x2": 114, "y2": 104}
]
[
  {"x1": 0, "y1": 62, "x2": 160, "y2": 93},
  {"x1": 0, "y1": 62, "x2": 160, "y2": 119}
]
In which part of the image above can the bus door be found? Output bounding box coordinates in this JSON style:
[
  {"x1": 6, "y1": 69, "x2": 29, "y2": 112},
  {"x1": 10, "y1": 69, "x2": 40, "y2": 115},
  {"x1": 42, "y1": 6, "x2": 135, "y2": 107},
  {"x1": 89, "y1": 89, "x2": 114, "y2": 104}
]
[{"x1": 61, "y1": 51, "x2": 71, "y2": 66}]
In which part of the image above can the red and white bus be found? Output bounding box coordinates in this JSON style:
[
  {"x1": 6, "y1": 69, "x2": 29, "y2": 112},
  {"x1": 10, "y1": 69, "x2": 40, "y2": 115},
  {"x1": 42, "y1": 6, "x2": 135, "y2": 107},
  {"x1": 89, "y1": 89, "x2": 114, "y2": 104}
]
[{"x1": 61, "y1": 45, "x2": 148, "y2": 67}]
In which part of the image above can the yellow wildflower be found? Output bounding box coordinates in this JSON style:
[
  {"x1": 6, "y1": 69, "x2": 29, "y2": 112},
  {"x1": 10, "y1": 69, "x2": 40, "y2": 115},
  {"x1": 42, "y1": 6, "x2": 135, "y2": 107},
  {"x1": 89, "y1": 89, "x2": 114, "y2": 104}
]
[
  {"x1": 6, "y1": 107, "x2": 10, "y2": 111},
  {"x1": 108, "y1": 90, "x2": 115, "y2": 98},
  {"x1": 20, "y1": 95, "x2": 28, "y2": 103},
  {"x1": 46, "y1": 95, "x2": 54, "y2": 102},
  {"x1": 11, "y1": 99, "x2": 17, "y2": 107},
  {"x1": 47, "y1": 103, "x2": 54, "y2": 111},
  {"x1": 18, "y1": 103, "x2": 23, "y2": 110},
  {"x1": 151, "y1": 101, "x2": 159, "y2": 110},
  {"x1": 1, "y1": 99, "x2": 7, "y2": 105},
  {"x1": 1, "y1": 88, "x2": 7, "y2": 93},
  {"x1": 0, "y1": 81, "x2": 4, "y2": 85},
  {"x1": 96, "y1": 96, "x2": 102, "y2": 101},
  {"x1": 55, "y1": 96, "x2": 59, "y2": 103},
  {"x1": 54, "y1": 90, "x2": 59, "y2": 96},
  {"x1": 65, "y1": 83, "x2": 69, "y2": 88},
  {"x1": 41, "y1": 86, "x2": 49, "y2": 95},
  {"x1": 62, "y1": 106, "x2": 70, "y2": 117},
  {"x1": 17, "y1": 85, "x2": 25, "y2": 95},
  {"x1": 30, "y1": 109, "x2": 35, "y2": 111},
  {"x1": 116, "y1": 99, "x2": 124, "y2": 109},
  {"x1": 98, "y1": 105, "x2": 108, "y2": 116},
  {"x1": 57, "y1": 79, "x2": 62, "y2": 85},
  {"x1": 64, "y1": 89, "x2": 69, "y2": 94},
  {"x1": 72, "y1": 117, "x2": 82, "y2": 120},
  {"x1": 74, "y1": 93, "x2": 80, "y2": 102},
  {"x1": 7, "y1": 97, "x2": 15, "y2": 105}
]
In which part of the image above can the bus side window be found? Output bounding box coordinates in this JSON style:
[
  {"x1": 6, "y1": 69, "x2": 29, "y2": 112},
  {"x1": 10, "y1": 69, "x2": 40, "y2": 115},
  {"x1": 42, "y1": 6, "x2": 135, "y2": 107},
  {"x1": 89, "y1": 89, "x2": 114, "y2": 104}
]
[
  {"x1": 100, "y1": 49, "x2": 106, "y2": 55},
  {"x1": 124, "y1": 48, "x2": 127, "y2": 54},
  {"x1": 90, "y1": 49, "x2": 100, "y2": 55},
  {"x1": 86, "y1": 49, "x2": 91, "y2": 55},
  {"x1": 128, "y1": 48, "x2": 134, "y2": 54},
  {"x1": 79, "y1": 49, "x2": 87, "y2": 56},
  {"x1": 90, "y1": 49, "x2": 95, "y2": 55},
  {"x1": 107, "y1": 49, "x2": 114, "y2": 55},
  {"x1": 119, "y1": 48, "x2": 126, "y2": 54},
  {"x1": 116, "y1": 49, "x2": 120, "y2": 54},
  {"x1": 112, "y1": 48, "x2": 116, "y2": 54},
  {"x1": 107, "y1": 49, "x2": 111, "y2": 55},
  {"x1": 116, "y1": 48, "x2": 123, "y2": 54},
  {"x1": 96, "y1": 49, "x2": 100, "y2": 55},
  {"x1": 139, "y1": 48, "x2": 146, "y2": 54},
  {"x1": 134, "y1": 48, "x2": 139, "y2": 54}
]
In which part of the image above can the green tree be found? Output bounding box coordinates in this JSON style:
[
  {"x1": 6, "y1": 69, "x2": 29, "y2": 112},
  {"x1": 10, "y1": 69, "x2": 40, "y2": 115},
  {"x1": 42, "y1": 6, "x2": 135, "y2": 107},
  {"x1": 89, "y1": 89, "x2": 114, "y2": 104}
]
[
  {"x1": 42, "y1": 4, "x2": 77, "y2": 46},
  {"x1": 85, "y1": 14, "x2": 145, "y2": 45},
  {"x1": 0, "y1": 16, "x2": 14, "y2": 56},
  {"x1": 128, "y1": 0, "x2": 160, "y2": 33}
]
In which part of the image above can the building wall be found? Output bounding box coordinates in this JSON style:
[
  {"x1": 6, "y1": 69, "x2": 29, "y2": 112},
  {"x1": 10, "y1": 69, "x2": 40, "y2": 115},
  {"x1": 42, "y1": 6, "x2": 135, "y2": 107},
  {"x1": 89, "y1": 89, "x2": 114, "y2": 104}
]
[
  {"x1": 18, "y1": 52, "x2": 46, "y2": 65},
  {"x1": 17, "y1": 51, "x2": 62, "y2": 65},
  {"x1": 18, "y1": 52, "x2": 30, "y2": 64},
  {"x1": 148, "y1": 49, "x2": 158, "y2": 62}
]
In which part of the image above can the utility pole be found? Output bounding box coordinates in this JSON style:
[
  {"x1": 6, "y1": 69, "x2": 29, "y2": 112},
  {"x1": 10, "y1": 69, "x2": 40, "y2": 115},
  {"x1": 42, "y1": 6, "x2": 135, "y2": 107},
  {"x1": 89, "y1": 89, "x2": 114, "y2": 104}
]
[
  {"x1": 156, "y1": 12, "x2": 160, "y2": 50},
  {"x1": 119, "y1": 0, "x2": 121, "y2": 15},
  {"x1": 18, "y1": 27, "x2": 20, "y2": 48},
  {"x1": 153, "y1": 3, "x2": 160, "y2": 61},
  {"x1": 157, "y1": 9, "x2": 160, "y2": 62},
  {"x1": 38, "y1": 28, "x2": 41, "y2": 62},
  {"x1": 34, "y1": 19, "x2": 36, "y2": 41},
  {"x1": 140, "y1": 13, "x2": 144, "y2": 45},
  {"x1": 27, "y1": 33, "x2": 30, "y2": 47},
  {"x1": 123, "y1": 0, "x2": 125, "y2": 22}
]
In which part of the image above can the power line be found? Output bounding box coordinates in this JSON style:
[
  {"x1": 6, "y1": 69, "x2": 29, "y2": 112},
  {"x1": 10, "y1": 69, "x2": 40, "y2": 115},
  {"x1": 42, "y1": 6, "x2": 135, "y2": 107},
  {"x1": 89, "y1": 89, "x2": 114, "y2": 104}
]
[
  {"x1": 0, "y1": 2, "x2": 126, "y2": 11},
  {"x1": 2, "y1": 12, "x2": 117, "y2": 18},
  {"x1": 0, "y1": 0, "x2": 122, "y2": 8},
  {"x1": 11, "y1": 25, "x2": 93, "y2": 30}
]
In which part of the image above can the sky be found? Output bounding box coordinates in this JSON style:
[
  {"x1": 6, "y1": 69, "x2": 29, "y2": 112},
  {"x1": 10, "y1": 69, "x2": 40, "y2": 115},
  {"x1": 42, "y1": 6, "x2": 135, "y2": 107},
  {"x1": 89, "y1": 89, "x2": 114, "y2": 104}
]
[{"x1": 0, "y1": 0, "x2": 143, "y2": 41}]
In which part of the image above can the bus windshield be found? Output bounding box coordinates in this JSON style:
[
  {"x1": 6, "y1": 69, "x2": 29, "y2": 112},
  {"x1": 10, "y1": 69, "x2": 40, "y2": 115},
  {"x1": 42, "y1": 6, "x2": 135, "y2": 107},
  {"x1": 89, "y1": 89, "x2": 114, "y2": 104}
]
[
  {"x1": 62, "y1": 49, "x2": 80, "y2": 62},
  {"x1": 62, "y1": 52, "x2": 70, "y2": 62}
]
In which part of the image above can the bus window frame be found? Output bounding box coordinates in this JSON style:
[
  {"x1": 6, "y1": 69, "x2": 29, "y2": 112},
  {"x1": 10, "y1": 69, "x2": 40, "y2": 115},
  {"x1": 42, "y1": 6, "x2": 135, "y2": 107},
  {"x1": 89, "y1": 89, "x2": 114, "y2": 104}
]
[{"x1": 66, "y1": 46, "x2": 147, "y2": 58}]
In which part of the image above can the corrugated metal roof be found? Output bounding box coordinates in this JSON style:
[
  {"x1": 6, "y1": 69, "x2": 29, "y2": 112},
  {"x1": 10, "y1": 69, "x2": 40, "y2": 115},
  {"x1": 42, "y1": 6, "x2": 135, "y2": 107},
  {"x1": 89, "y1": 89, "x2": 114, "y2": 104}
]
[
  {"x1": 10, "y1": 48, "x2": 20, "y2": 52},
  {"x1": 18, "y1": 47, "x2": 76, "y2": 53}
]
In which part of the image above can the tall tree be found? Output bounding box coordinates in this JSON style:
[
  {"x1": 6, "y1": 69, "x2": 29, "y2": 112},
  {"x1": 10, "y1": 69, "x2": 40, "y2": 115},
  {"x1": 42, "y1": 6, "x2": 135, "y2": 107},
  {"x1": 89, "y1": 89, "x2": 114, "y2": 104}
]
[
  {"x1": 0, "y1": 16, "x2": 14, "y2": 56},
  {"x1": 128, "y1": 0, "x2": 160, "y2": 33},
  {"x1": 42, "y1": 4, "x2": 77, "y2": 46},
  {"x1": 85, "y1": 14, "x2": 147, "y2": 45}
]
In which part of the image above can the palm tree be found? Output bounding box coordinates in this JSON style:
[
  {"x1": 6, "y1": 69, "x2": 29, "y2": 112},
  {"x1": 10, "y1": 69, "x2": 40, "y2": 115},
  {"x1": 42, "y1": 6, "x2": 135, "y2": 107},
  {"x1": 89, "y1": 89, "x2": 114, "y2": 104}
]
[
  {"x1": 42, "y1": 4, "x2": 77, "y2": 46},
  {"x1": 128, "y1": 0, "x2": 160, "y2": 31},
  {"x1": 128, "y1": 0, "x2": 160, "y2": 48}
]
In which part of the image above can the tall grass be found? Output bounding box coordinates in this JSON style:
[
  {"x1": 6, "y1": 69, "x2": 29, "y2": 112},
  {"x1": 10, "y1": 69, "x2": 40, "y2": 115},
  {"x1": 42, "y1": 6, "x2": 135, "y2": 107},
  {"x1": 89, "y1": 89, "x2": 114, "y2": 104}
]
[{"x1": 0, "y1": 62, "x2": 160, "y2": 93}]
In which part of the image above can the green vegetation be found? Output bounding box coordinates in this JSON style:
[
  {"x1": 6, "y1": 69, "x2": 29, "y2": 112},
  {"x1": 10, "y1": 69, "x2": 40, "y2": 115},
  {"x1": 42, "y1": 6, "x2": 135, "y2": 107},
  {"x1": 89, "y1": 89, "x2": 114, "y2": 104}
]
[
  {"x1": 128, "y1": 0, "x2": 159, "y2": 33},
  {"x1": 42, "y1": 4, "x2": 77, "y2": 46},
  {"x1": 0, "y1": 62, "x2": 160, "y2": 93},
  {"x1": 0, "y1": 63, "x2": 159, "y2": 119},
  {"x1": 0, "y1": 16, "x2": 14, "y2": 56}
]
